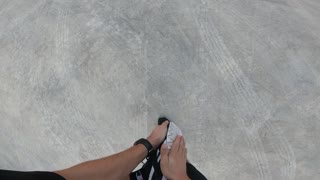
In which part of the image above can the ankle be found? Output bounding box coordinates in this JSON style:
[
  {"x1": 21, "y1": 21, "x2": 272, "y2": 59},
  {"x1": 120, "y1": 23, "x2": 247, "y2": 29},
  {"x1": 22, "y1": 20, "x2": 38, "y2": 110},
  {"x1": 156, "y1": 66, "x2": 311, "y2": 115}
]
[{"x1": 168, "y1": 174, "x2": 190, "y2": 180}]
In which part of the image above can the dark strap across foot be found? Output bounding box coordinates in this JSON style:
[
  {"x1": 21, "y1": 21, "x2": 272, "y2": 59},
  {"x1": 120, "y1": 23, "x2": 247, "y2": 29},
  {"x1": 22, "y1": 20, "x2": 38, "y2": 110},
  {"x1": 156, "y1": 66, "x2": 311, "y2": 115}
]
[
  {"x1": 158, "y1": 117, "x2": 170, "y2": 125},
  {"x1": 129, "y1": 117, "x2": 207, "y2": 180}
]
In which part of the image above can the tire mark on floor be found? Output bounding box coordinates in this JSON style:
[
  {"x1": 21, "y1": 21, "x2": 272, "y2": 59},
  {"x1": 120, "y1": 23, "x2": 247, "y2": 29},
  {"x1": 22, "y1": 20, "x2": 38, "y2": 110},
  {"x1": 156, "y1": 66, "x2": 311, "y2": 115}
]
[
  {"x1": 194, "y1": 6, "x2": 272, "y2": 180},
  {"x1": 194, "y1": 1, "x2": 297, "y2": 179}
]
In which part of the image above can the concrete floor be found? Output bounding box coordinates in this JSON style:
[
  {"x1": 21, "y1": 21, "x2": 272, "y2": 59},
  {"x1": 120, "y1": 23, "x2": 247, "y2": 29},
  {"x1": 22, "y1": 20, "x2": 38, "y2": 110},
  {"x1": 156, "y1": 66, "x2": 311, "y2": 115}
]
[{"x1": 1, "y1": 0, "x2": 320, "y2": 179}]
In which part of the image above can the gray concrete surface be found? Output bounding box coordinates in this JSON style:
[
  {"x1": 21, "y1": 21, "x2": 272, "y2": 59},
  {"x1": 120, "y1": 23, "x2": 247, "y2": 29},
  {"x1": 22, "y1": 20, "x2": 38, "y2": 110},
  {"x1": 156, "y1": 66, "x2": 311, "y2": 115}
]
[{"x1": 1, "y1": 0, "x2": 320, "y2": 179}]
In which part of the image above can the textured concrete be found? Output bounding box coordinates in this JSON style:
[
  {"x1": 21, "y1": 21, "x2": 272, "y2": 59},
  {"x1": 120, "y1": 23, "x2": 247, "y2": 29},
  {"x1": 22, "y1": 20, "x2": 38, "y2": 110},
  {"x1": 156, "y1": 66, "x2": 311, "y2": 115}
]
[{"x1": 1, "y1": 0, "x2": 320, "y2": 179}]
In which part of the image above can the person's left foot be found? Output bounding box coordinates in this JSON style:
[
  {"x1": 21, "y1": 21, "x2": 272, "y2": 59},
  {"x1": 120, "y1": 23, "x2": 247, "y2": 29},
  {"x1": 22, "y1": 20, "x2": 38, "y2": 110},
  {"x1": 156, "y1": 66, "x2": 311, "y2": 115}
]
[{"x1": 130, "y1": 118, "x2": 170, "y2": 180}]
